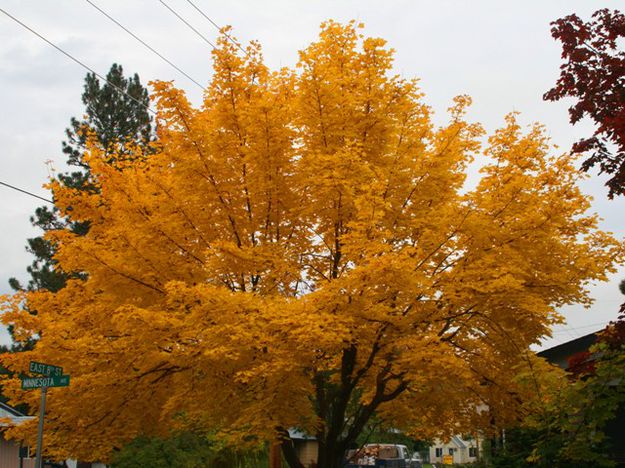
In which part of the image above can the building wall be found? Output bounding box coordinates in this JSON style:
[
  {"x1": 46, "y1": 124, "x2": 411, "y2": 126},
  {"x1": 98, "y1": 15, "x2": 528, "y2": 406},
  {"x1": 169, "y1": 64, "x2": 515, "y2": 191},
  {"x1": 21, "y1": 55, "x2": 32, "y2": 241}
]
[
  {"x1": 0, "y1": 438, "x2": 35, "y2": 468},
  {"x1": 295, "y1": 440, "x2": 318, "y2": 468},
  {"x1": 429, "y1": 438, "x2": 479, "y2": 465}
]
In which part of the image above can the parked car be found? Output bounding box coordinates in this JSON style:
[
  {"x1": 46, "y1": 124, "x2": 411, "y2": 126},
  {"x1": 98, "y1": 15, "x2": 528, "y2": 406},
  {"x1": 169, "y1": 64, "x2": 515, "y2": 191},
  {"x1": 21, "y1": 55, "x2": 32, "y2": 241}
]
[
  {"x1": 345, "y1": 444, "x2": 410, "y2": 467},
  {"x1": 408, "y1": 451, "x2": 423, "y2": 468}
]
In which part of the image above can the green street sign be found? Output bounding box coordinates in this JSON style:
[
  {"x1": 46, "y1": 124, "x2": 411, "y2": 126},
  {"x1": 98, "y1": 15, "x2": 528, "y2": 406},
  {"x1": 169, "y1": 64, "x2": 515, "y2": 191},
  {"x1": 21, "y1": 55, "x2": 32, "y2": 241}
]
[
  {"x1": 29, "y1": 361, "x2": 63, "y2": 377},
  {"x1": 21, "y1": 375, "x2": 70, "y2": 390}
]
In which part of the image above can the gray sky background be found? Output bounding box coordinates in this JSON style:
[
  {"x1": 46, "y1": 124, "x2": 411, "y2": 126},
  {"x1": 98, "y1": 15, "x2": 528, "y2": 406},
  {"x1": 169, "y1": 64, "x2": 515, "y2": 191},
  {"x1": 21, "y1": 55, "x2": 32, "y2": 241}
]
[{"x1": 1, "y1": 0, "x2": 623, "y2": 349}]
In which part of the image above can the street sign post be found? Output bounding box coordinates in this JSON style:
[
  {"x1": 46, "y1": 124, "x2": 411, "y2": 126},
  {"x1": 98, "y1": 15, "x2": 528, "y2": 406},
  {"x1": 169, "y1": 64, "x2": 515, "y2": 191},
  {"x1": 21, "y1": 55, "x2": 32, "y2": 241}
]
[
  {"x1": 35, "y1": 387, "x2": 46, "y2": 468},
  {"x1": 21, "y1": 361, "x2": 70, "y2": 468}
]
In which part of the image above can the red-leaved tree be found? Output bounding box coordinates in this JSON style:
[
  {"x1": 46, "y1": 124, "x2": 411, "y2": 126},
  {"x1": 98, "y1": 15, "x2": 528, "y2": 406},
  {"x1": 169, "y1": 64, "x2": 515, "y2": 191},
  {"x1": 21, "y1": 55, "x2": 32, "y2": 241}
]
[{"x1": 544, "y1": 9, "x2": 625, "y2": 198}]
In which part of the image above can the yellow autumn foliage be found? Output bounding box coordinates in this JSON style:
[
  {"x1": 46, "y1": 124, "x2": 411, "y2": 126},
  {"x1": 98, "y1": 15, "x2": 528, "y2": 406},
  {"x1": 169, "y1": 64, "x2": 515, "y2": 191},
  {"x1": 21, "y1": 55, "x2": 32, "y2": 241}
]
[{"x1": 1, "y1": 21, "x2": 622, "y2": 463}]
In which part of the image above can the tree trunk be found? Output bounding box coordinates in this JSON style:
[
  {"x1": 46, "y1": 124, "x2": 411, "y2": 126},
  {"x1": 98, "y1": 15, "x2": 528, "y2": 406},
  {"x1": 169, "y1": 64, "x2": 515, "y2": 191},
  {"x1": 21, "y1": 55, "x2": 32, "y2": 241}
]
[
  {"x1": 279, "y1": 434, "x2": 304, "y2": 468},
  {"x1": 270, "y1": 441, "x2": 283, "y2": 468},
  {"x1": 316, "y1": 439, "x2": 347, "y2": 468}
]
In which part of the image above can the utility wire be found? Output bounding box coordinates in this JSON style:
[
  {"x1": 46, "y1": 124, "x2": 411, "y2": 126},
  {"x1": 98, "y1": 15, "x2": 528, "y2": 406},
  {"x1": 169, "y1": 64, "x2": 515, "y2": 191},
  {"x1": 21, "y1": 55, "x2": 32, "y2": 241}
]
[
  {"x1": 552, "y1": 320, "x2": 613, "y2": 334},
  {"x1": 157, "y1": 0, "x2": 216, "y2": 49},
  {"x1": 564, "y1": 326, "x2": 580, "y2": 340},
  {"x1": 182, "y1": 0, "x2": 257, "y2": 86},
  {"x1": 0, "y1": 181, "x2": 53, "y2": 204},
  {"x1": 85, "y1": 0, "x2": 204, "y2": 90},
  {"x1": 185, "y1": 0, "x2": 248, "y2": 56},
  {"x1": 0, "y1": 6, "x2": 157, "y2": 115}
]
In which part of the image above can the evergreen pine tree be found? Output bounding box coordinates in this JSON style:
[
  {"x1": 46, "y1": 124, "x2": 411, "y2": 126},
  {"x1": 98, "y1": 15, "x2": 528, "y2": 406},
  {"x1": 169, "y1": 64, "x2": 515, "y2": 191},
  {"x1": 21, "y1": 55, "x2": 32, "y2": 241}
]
[{"x1": 9, "y1": 64, "x2": 152, "y2": 338}]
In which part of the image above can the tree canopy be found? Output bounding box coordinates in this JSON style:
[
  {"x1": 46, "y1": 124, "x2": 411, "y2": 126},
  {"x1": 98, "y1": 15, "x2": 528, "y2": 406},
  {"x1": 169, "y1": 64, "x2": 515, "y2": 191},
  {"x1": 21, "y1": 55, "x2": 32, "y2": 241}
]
[{"x1": 1, "y1": 22, "x2": 622, "y2": 468}]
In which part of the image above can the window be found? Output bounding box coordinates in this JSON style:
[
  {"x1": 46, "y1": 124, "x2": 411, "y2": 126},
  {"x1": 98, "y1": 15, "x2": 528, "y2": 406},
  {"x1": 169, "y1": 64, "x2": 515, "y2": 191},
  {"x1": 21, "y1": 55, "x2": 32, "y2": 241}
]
[
  {"x1": 469, "y1": 447, "x2": 478, "y2": 458},
  {"x1": 18, "y1": 446, "x2": 31, "y2": 459},
  {"x1": 435, "y1": 448, "x2": 443, "y2": 458},
  {"x1": 449, "y1": 448, "x2": 454, "y2": 455}
]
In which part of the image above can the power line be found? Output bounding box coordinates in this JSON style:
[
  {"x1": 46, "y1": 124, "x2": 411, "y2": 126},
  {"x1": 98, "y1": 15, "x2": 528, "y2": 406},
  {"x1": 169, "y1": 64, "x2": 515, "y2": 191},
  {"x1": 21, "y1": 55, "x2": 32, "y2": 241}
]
[
  {"x1": 182, "y1": 0, "x2": 258, "y2": 86},
  {"x1": 0, "y1": 6, "x2": 156, "y2": 115},
  {"x1": 556, "y1": 324, "x2": 580, "y2": 336},
  {"x1": 0, "y1": 181, "x2": 53, "y2": 204},
  {"x1": 560, "y1": 325, "x2": 579, "y2": 341},
  {"x1": 157, "y1": 0, "x2": 216, "y2": 49},
  {"x1": 552, "y1": 320, "x2": 612, "y2": 334},
  {"x1": 185, "y1": 0, "x2": 248, "y2": 56},
  {"x1": 85, "y1": 0, "x2": 204, "y2": 90}
]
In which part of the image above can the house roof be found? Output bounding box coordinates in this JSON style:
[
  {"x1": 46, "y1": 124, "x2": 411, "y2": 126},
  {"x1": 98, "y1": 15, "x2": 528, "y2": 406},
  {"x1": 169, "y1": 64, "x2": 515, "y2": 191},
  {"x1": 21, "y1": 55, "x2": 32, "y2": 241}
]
[
  {"x1": 450, "y1": 436, "x2": 467, "y2": 449},
  {"x1": 0, "y1": 402, "x2": 24, "y2": 418},
  {"x1": 538, "y1": 331, "x2": 599, "y2": 370},
  {"x1": 433, "y1": 436, "x2": 470, "y2": 449},
  {"x1": 288, "y1": 429, "x2": 316, "y2": 440},
  {"x1": 0, "y1": 402, "x2": 33, "y2": 427}
]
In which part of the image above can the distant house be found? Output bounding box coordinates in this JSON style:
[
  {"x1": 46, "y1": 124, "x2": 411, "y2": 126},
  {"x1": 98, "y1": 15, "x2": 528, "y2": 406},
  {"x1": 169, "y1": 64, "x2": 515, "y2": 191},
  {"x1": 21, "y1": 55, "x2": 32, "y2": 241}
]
[
  {"x1": 429, "y1": 435, "x2": 480, "y2": 465},
  {"x1": 0, "y1": 401, "x2": 107, "y2": 468},
  {"x1": 0, "y1": 401, "x2": 35, "y2": 468},
  {"x1": 537, "y1": 331, "x2": 597, "y2": 371},
  {"x1": 539, "y1": 330, "x2": 625, "y2": 465},
  {"x1": 288, "y1": 429, "x2": 318, "y2": 468}
]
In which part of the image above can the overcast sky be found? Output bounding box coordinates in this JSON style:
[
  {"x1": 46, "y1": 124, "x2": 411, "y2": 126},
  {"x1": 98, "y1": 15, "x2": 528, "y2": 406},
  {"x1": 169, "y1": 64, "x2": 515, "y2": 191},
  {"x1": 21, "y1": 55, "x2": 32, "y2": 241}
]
[{"x1": 1, "y1": 0, "x2": 623, "y2": 349}]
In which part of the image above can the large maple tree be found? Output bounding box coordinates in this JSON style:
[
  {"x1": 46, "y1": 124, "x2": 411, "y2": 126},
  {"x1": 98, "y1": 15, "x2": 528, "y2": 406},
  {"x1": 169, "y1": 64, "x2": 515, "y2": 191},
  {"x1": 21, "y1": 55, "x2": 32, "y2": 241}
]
[{"x1": 1, "y1": 22, "x2": 622, "y2": 468}]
